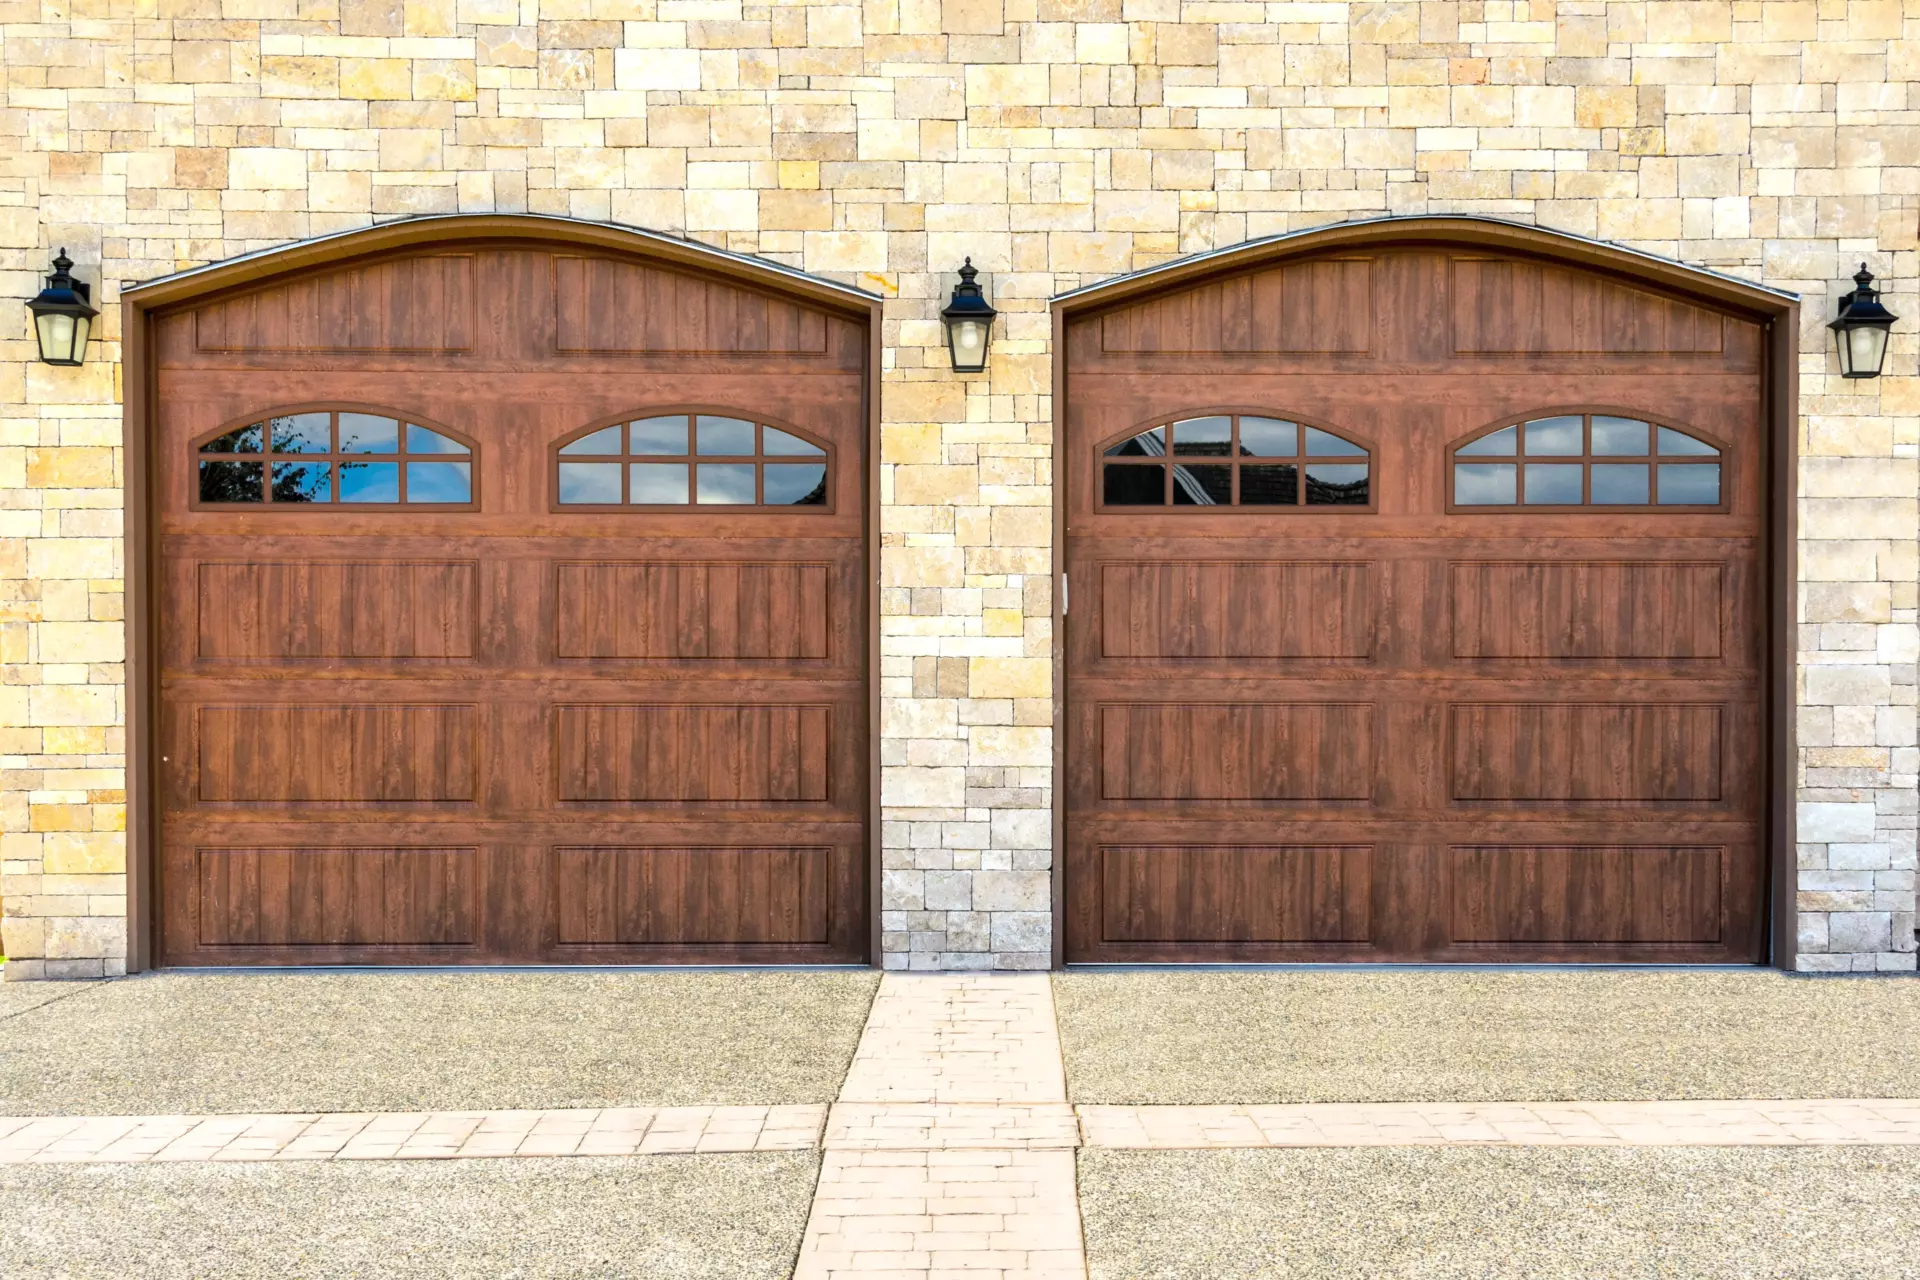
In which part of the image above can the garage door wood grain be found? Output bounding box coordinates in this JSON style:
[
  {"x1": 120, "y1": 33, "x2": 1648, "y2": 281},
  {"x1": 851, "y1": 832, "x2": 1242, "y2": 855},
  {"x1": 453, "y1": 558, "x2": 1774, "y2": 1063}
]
[
  {"x1": 1064, "y1": 244, "x2": 1769, "y2": 963},
  {"x1": 154, "y1": 242, "x2": 870, "y2": 965}
]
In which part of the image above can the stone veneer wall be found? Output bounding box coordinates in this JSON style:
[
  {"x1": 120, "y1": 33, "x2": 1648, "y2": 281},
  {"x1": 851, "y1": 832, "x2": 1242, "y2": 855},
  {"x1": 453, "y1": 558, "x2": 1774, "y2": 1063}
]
[{"x1": 0, "y1": 0, "x2": 1915, "y2": 976}]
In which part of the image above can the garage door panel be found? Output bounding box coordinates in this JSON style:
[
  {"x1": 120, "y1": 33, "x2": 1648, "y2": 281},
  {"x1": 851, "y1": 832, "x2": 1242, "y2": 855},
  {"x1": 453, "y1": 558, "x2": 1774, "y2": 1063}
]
[
  {"x1": 1098, "y1": 561, "x2": 1375, "y2": 660},
  {"x1": 1448, "y1": 702, "x2": 1725, "y2": 803},
  {"x1": 1450, "y1": 560, "x2": 1724, "y2": 660},
  {"x1": 1448, "y1": 845, "x2": 1727, "y2": 945},
  {"x1": 196, "y1": 560, "x2": 480, "y2": 661},
  {"x1": 552, "y1": 846, "x2": 832, "y2": 945},
  {"x1": 196, "y1": 846, "x2": 477, "y2": 947},
  {"x1": 554, "y1": 560, "x2": 832, "y2": 660},
  {"x1": 1099, "y1": 702, "x2": 1375, "y2": 801},
  {"x1": 196, "y1": 704, "x2": 478, "y2": 803},
  {"x1": 1099, "y1": 845, "x2": 1373, "y2": 943},
  {"x1": 554, "y1": 703, "x2": 832, "y2": 803}
]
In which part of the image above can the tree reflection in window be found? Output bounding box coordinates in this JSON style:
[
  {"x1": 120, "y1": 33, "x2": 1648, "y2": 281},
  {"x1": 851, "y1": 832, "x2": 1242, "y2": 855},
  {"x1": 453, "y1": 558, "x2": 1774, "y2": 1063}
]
[
  {"x1": 1101, "y1": 414, "x2": 1371, "y2": 508},
  {"x1": 197, "y1": 411, "x2": 473, "y2": 506},
  {"x1": 1452, "y1": 414, "x2": 1722, "y2": 508},
  {"x1": 555, "y1": 414, "x2": 831, "y2": 509}
]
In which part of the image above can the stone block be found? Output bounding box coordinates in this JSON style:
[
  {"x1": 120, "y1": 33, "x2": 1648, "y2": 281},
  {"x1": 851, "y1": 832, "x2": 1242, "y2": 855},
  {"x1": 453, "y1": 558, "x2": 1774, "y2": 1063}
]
[{"x1": 1799, "y1": 801, "x2": 1878, "y2": 842}]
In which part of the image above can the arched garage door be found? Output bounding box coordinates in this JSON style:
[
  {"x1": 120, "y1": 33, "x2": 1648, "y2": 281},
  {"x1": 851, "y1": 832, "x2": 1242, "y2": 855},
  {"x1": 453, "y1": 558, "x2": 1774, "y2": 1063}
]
[
  {"x1": 1062, "y1": 227, "x2": 1783, "y2": 964},
  {"x1": 143, "y1": 224, "x2": 872, "y2": 965}
]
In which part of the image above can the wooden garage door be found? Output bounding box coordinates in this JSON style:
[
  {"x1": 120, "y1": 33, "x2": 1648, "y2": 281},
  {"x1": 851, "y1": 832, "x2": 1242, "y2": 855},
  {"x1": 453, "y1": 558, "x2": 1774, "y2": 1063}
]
[
  {"x1": 1064, "y1": 245, "x2": 1772, "y2": 963},
  {"x1": 152, "y1": 242, "x2": 869, "y2": 965}
]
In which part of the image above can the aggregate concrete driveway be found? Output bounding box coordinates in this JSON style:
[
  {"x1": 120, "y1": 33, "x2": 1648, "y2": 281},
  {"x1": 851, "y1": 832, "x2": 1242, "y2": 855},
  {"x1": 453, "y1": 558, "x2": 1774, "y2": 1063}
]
[
  {"x1": 1055, "y1": 970, "x2": 1920, "y2": 1102},
  {"x1": 1078, "y1": 1145, "x2": 1920, "y2": 1280},
  {"x1": 0, "y1": 1152, "x2": 818, "y2": 1280},
  {"x1": 0, "y1": 970, "x2": 879, "y2": 1115}
]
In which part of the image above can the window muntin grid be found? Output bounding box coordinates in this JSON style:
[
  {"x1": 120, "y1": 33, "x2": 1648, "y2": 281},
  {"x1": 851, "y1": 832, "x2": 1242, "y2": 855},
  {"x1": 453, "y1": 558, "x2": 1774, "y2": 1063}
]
[
  {"x1": 1100, "y1": 414, "x2": 1372, "y2": 509},
  {"x1": 196, "y1": 410, "x2": 473, "y2": 506},
  {"x1": 554, "y1": 414, "x2": 831, "y2": 510},
  {"x1": 1452, "y1": 414, "x2": 1722, "y2": 508}
]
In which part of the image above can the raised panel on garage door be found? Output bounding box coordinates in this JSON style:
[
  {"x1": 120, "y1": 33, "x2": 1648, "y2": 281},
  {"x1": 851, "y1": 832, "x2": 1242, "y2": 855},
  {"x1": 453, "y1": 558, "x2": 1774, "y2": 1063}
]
[
  {"x1": 1063, "y1": 243, "x2": 1771, "y2": 964},
  {"x1": 152, "y1": 241, "x2": 870, "y2": 966}
]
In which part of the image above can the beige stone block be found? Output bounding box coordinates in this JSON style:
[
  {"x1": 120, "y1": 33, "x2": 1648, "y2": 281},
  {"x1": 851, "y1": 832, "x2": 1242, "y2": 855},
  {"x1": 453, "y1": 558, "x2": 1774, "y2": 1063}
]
[
  {"x1": 1151, "y1": 150, "x2": 1214, "y2": 189},
  {"x1": 1806, "y1": 582, "x2": 1893, "y2": 624},
  {"x1": 380, "y1": 129, "x2": 444, "y2": 169},
  {"x1": 969, "y1": 725, "x2": 1051, "y2": 766},
  {"x1": 687, "y1": 190, "x2": 758, "y2": 230},
  {"x1": 45, "y1": 916, "x2": 125, "y2": 961},
  {"x1": 759, "y1": 189, "x2": 833, "y2": 231},
  {"x1": 615, "y1": 47, "x2": 701, "y2": 90},
  {"x1": 1094, "y1": 190, "x2": 1178, "y2": 232},
  {"x1": 38, "y1": 623, "x2": 123, "y2": 664},
  {"x1": 42, "y1": 833, "x2": 123, "y2": 875},
  {"x1": 228, "y1": 148, "x2": 310, "y2": 189},
  {"x1": 261, "y1": 56, "x2": 339, "y2": 98},
  {"x1": 887, "y1": 382, "x2": 967, "y2": 422},
  {"x1": 943, "y1": 0, "x2": 1003, "y2": 32},
  {"x1": 340, "y1": 57, "x2": 411, "y2": 98},
  {"x1": 414, "y1": 58, "x2": 478, "y2": 100},
  {"x1": 28, "y1": 686, "x2": 117, "y2": 728},
  {"x1": 404, "y1": 0, "x2": 457, "y2": 35},
  {"x1": 990, "y1": 506, "x2": 1050, "y2": 547},
  {"x1": 1151, "y1": 21, "x2": 1216, "y2": 65},
  {"x1": 895, "y1": 465, "x2": 980, "y2": 504},
  {"x1": 1451, "y1": 85, "x2": 1513, "y2": 126},
  {"x1": 883, "y1": 765, "x2": 966, "y2": 808},
  {"x1": 1, "y1": 919, "x2": 43, "y2": 961},
  {"x1": 27, "y1": 539, "x2": 115, "y2": 580},
  {"x1": 884, "y1": 424, "x2": 944, "y2": 465},
  {"x1": 969, "y1": 656, "x2": 1050, "y2": 698},
  {"x1": 1647, "y1": 1, "x2": 1733, "y2": 41},
  {"x1": 1762, "y1": 1, "x2": 1817, "y2": 39},
  {"x1": 172, "y1": 41, "x2": 233, "y2": 82},
  {"x1": 804, "y1": 231, "x2": 887, "y2": 273},
  {"x1": 1802, "y1": 498, "x2": 1918, "y2": 541},
  {"x1": 1353, "y1": 1, "x2": 1419, "y2": 42},
  {"x1": 1286, "y1": 43, "x2": 1348, "y2": 85},
  {"x1": 1596, "y1": 198, "x2": 1683, "y2": 238},
  {"x1": 1665, "y1": 114, "x2": 1750, "y2": 155},
  {"x1": 26, "y1": 448, "x2": 113, "y2": 489},
  {"x1": 965, "y1": 64, "x2": 1051, "y2": 106},
  {"x1": 1077, "y1": 22, "x2": 1129, "y2": 63},
  {"x1": 1387, "y1": 87, "x2": 1451, "y2": 127},
  {"x1": 883, "y1": 546, "x2": 965, "y2": 589},
  {"x1": 1807, "y1": 416, "x2": 1892, "y2": 457},
  {"x1": 1575, "y1": 86, "x2": 1638, "y2": 128},
  {"x1": 1346, "y1": 128, "x2": 1415, "y2": 169},
  {"x1": 860, "y1": 120, "x2": 921, "y2": 160}
]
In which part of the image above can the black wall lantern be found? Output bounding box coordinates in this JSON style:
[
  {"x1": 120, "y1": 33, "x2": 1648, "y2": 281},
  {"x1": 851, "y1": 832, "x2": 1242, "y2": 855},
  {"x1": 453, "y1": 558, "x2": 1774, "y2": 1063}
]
[
  {"x1": 1830, "y1": 263, "x2": 1897, "y2": 379},
  {"x1": 940, "y1": 258, "x2": 997, "y2": 374},
  {"x1": 27, "y1": 250, "x2": 98, "y2": 367}
]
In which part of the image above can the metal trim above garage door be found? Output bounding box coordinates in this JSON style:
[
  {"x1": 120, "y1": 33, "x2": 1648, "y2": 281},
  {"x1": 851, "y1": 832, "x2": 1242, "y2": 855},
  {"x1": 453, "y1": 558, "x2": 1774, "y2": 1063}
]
[
  {"x1": 1048, "y1": 216, "x2": 1799, "y2": 969},
  {"x1": 121, "y1": 215, "x2": 887, "y2": 971}
]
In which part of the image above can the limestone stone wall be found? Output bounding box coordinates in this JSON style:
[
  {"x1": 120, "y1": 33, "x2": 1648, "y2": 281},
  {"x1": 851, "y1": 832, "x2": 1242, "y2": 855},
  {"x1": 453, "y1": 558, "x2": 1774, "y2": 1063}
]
[{"x1": 0, "y1": 0, "x2": 1914, "y2": 976}]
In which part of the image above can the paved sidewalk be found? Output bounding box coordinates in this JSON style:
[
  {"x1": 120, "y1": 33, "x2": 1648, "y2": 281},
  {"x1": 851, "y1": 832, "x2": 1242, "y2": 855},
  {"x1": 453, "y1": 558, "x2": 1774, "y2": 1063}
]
[
  {"x1": 0, "y1": 1105, "x2": 826, "y2": 1164},
  {"x1": 795, "y1": 974, "x2": 1089, "y2": 1280}
]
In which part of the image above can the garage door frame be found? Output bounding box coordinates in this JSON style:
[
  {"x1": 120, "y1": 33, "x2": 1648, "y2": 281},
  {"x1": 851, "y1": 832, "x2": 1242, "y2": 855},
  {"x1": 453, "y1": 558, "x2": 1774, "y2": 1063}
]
[
  {"x1": 1048, "y1": 215, "x2": 1800, "y2": 969},
  {"x1": 119, "y1": 213, "x2": 886, "y2": 972}
]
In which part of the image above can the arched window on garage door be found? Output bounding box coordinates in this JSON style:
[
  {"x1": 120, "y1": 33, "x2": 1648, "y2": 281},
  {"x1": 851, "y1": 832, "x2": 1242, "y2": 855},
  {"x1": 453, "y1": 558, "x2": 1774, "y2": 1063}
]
[
  {"x1": 552, "y1": 411, "x2": 832, "y2": 510},
  {"x1": 194, "y1": 407, "x2": 475, "y2": 507},
  {"x1": 1099, "y1": 413, "x2": 1373, "y2": 509},
  {"x1": 1451, "y1": 412, "x2": 1724, "y2": 510}
]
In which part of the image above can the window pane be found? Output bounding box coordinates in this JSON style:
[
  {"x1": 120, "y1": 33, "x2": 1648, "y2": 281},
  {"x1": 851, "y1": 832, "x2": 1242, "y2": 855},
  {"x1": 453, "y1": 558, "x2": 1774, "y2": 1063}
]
[
  {"x1": 1455, "y1": 462, "x2": 1516, "y2": 504},
  {"x1": 199, "y1": 460, "x2": 264, "y2": 502},
  {"x1": 764, "y1": 426, "x2": 826, "y2": 457},
  {"x1": 338, "y1": 460, "x2": 400, "y2": 503},
  {"x1": 1524, "y1": 463, "x2": 1582, "y2": 504},
  {"x1": 1304, "y1": 427, "x2": 1365, "y2": 456},
  {"x1": 270, "y1": 412, "x2": 331, "y2": 454},
  {"x1": 765, "y1": 463, "x2": 828, "y2": 505},
  {"x1": 407, "y1": 461, "x2": 471, "y2": 503},
  {"x1": 696, "y1": 416, "x2": 756, "y2": 455},
  {"x1": 561, "y1": 425, "x2": 624, "y2": 456},
  {"x1": 270, "y1": 461, "x2": 331, "y2": 503},
  {"x1": 1105, "y1": 427, "x2": 1166, "y2": 458},
  {"x1": 1238, "y1": 418, "x2": 1297, "y2": 457},
  {"x1": 406, "y1": 424, "x2": 469, "y2": 455},
  {"x1": 630, "y1": 416, "x2": 688, "y2": 455},
  {"x1": 1458, "y1": 425, "x2": 1518, "y2": 456},
  {"x1": 1171, "y1": 416, "x2": 1232, "y2": 457},
  {"x1": 201, "y1": 423, "x2": 263, "y2": 454},
  {"x1": 1658, "y1": 426, "x2": 1719, "y2": 456},
  {"x1": 1591, "y1": 416, "x2": 1650, "y2": 455},
  {"x1": 1103, "y1": 464, "x2": 1164, "y2": 505},
  {"x1": 559, "y1": 462, "x2": 622, "y2": 504},
  {"x1": 1171, "y1": 464, "x2": 1231, "y2": 504},
  {"x1": 697, "y1": 462, "x2": 756, "y2": 503},
  {"x1": 1239, "y1": 463, "x2": 1298, "y2": 505},
  {"x1": 1658, "y1": 463, "x2": 1721, "y2": 504},
  {"x1": 1591, "y1": 463, "x2": 1650, "y2": 504},
  {"x1": 1523, "y1": 416, "x2": 1583, "y2": 456},
  {"x1": 1306, "y1": 463, "x2": 1369, "y2": 505},
  {"x1": 630, "y1": 463, "x2": 689, "y2": 504},
  {"x1": 338, "y1": 413, "x2": 400, "y2": 454}
]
